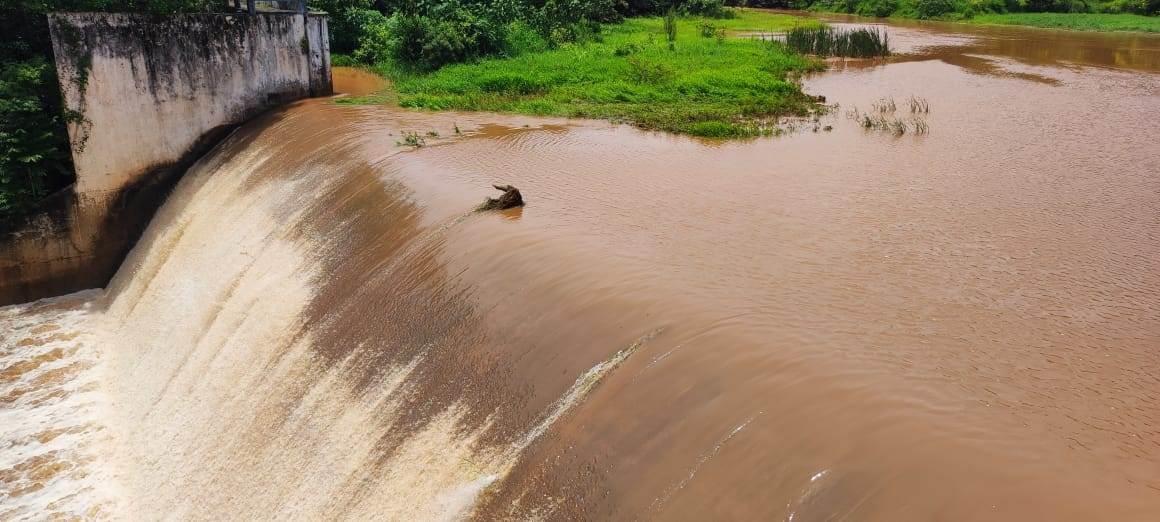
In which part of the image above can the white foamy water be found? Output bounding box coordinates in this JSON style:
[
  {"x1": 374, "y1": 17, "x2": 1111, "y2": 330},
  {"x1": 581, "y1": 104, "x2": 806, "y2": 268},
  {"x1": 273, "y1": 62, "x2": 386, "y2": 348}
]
[
  {"x1": 0, "y1": 291, "x2": 116, "y2": 520},
  {"x1": 0, "y1": 290, "x2": 651, "y2": 520}
]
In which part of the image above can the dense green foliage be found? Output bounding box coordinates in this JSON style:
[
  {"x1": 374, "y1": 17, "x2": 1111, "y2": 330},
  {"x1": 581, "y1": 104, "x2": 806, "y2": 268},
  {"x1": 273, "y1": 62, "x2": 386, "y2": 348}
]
[
  {"x1": 345, "y1": 13, "x2": 825, "y2": 138},
  {"x1": 0, "y1": 59, "x2": 74, "y2": 225},
  {"x1": 323, "y1": 1, "x2": 775, "y2": 71},
  {"x1": 321, "y1": 0, "x2": 623, "y2": 70}
]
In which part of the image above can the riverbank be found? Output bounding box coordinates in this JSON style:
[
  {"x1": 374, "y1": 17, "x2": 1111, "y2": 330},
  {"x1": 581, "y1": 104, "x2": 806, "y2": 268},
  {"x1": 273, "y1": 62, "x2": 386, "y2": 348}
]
[
  {"x1": 339, "y1": 11, "x2": 827, "y2": 138},
  {"x1": 799, "y1": 5, "x2": 1158, "y2": 33},
  {"x1": 966, "y1": 13, "x2": 1160, "y2": 32}
]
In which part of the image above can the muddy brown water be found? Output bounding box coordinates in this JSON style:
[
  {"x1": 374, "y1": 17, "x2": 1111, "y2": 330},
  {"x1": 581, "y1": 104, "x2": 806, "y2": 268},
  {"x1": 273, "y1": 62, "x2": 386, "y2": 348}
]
[
  {"x1": 2, "y1": 15, "x2": 1159, "y2": 521},
  {"x1": 331, "y1": 66, "x2": 390, "y2": 96}
]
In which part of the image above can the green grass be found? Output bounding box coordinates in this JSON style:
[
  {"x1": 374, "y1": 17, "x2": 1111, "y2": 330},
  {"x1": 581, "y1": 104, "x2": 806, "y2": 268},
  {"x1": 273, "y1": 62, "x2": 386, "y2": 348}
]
[
  {"x1": 711, "y1": 8, "x2": 825, "y2": 32},
  {"x1": 803, "y1": 1, "x2": 1160, "y2": 33},
  {"x1": 349, "y1": 11, "x2": 827, "y2": 138},
  {"x1": 967, "y1": 13, "x2": 1160, "y2": 33}
]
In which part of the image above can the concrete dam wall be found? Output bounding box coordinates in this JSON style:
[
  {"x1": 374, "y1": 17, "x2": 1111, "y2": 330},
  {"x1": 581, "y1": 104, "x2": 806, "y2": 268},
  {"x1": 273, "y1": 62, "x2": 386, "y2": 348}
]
[{"x1": 0, "y1": 12, "x2": 331, "y2": 306}]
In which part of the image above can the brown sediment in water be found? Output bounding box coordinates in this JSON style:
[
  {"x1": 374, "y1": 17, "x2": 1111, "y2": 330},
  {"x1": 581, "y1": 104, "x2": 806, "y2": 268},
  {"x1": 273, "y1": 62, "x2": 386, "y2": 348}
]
[
  {"x1": 793, "y1": 11, "x2": 1160, "y2": 70},
  {"x1": 331, "y1": 66, "x2": 391, "y2": 97},
  {"x1": 0, "y1": 348, "x2": 66, "y2": 384},
  {"x1": 2, "y1": 17, "x2": 1160, "y2": 521}
]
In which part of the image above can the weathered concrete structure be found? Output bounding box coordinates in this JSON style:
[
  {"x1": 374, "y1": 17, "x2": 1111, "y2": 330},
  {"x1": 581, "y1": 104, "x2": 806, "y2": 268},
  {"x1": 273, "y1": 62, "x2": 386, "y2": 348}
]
[{"x1": 0, "y1": 12, "x2": 330, "y2": 305}]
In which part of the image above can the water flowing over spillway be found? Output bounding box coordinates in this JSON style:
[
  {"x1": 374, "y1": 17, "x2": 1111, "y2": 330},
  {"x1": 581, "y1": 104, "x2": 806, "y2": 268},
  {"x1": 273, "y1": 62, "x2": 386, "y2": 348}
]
[
  {"x1": 3, "y1": 19, "x2": 1160, "y2": 521},
  {"x1": 2, "y1": 103, "x2": 675, "y2": 519}
]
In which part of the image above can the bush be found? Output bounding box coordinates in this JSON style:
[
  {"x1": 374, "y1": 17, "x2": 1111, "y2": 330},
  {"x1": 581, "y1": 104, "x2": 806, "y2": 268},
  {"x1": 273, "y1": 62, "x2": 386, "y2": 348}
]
[
  {"x1": 966, "y1": 0, "x2": 1008, "y2": 13},
  {"x1": 365, "y1": 0, "x2": 622, "y2": 70},
  {"x1": 1100, "y1": 0, "x2": 1160, "y2": 12},
  {"x1": 614, "y1": 41, "x2": 644, "y2": 55},
  {"x1": 331, "y1": 0, "x2": 630, "y2": 70},
  {"x1": 724, "y1": 0, "x2": 795, "y2": 6},
  {"x1": 332, "y1": 7, "x2": 387, "y2": 55},
  {"x1": 1024, "y1": 0, "x2": 1086, "y2": 10},
  {"x1": 617, "y1": 0, "x2": 662, "y2": 15},
  {"x1": 503, "y1": 21, "x2": 549, "y2": 56},
  {"x1": 529, "y1": 0, "x2": 620, "y2": 42},
  {"x1": 809, "y1": 0, "x2": 862, "y2": 12},
  {"x1": 914, "y1": 0, "x2": 957, "y2": 16},
  {"x1": 389, "y1": 15, "x2": 469, "y2": 70},
  {"x1": 351, "y1": 14, "x2": 393, "y2": 64},
  {"x1": 856, "y1": 0, "x2": 900, "y2": 16},
  {"x1": 626, "y1": 57, "x2": 674, "y2": 83},
  {"x1": 0, "y1": 58, "x2": 73, "y2": 227},
  {"x1": 385, "y1": 9, "x2": 507, "y2": 71},
  {"x1": 684, "y1": 0, "x2": 733, "y2": 17}
]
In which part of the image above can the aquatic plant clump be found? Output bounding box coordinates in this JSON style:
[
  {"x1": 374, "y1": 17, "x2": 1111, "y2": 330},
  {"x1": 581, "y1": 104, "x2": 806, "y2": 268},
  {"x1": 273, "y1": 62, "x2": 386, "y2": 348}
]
[
  {"x1": 785, "y1": 26, "x2": 890, "y2": 58},
  {"x1": 907, "y1": 95, "x2": 930, "y2": 113},
  {"x1": 872, "y1": 96, "x2": 897, "y2": 113},
  {"x1": 847, "y1": 106, "x2": 929, "y2": 136},
  {"x1": 397, "y1": 131, "x2": 426, "y2": 147}
]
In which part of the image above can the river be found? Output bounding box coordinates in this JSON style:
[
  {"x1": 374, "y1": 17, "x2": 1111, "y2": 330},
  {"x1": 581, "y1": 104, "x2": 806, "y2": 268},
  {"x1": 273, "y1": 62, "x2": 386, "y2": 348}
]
[{"x1": 2, "y1": 15, "x2": 1159, "y2": 521}]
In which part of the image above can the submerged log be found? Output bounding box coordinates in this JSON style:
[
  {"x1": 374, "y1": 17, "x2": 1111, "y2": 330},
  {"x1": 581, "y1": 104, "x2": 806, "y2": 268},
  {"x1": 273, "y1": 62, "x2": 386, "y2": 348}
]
[{"x1": 476, "y1": 184, "x2": 524, "y2": 211}]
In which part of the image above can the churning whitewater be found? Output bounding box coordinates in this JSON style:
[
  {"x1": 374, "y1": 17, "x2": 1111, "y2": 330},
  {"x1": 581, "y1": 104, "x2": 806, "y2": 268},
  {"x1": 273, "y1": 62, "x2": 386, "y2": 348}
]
[{"x1": 3, "y1": 19, "x2": 1160, "y2": 520}]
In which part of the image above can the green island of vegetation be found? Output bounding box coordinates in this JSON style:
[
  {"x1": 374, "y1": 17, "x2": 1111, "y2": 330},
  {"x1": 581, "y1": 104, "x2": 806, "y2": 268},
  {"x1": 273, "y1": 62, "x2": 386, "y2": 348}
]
[{"x1": 341, "y1": 10, "x2": 829, "y2": 138}]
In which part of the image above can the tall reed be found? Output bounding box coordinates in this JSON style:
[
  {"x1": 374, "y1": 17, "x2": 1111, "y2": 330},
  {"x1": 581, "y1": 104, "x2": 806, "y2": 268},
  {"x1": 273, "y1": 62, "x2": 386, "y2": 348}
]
[
  {"x1": 664, "y1": 7, "x2": 677, "y2": 50},
  {"x1": 785, "y1": 26, "x2": 890, "y2": 58},
  {"x1": 907, "y1": 95, "x2": 930, "y2": 113}
]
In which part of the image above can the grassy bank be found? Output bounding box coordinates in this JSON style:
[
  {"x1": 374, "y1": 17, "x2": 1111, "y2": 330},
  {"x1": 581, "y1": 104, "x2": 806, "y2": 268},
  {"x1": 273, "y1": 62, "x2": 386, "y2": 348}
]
[
  {"x1": 966, "y1": 13, "x2": 1160, "y2": 32},
  {"x1": 344, "y1": 12, "x2": 828, "y2": 138},
  {"x1": 797, "y1": 0, "x2": 1159, "y2": 33}
]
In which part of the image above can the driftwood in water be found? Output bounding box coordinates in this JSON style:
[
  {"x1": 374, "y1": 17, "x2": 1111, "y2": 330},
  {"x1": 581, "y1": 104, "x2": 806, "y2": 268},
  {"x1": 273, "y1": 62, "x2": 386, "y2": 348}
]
[{"x1": 476, "y1": 184, "x2": 524, "y2": 211}]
